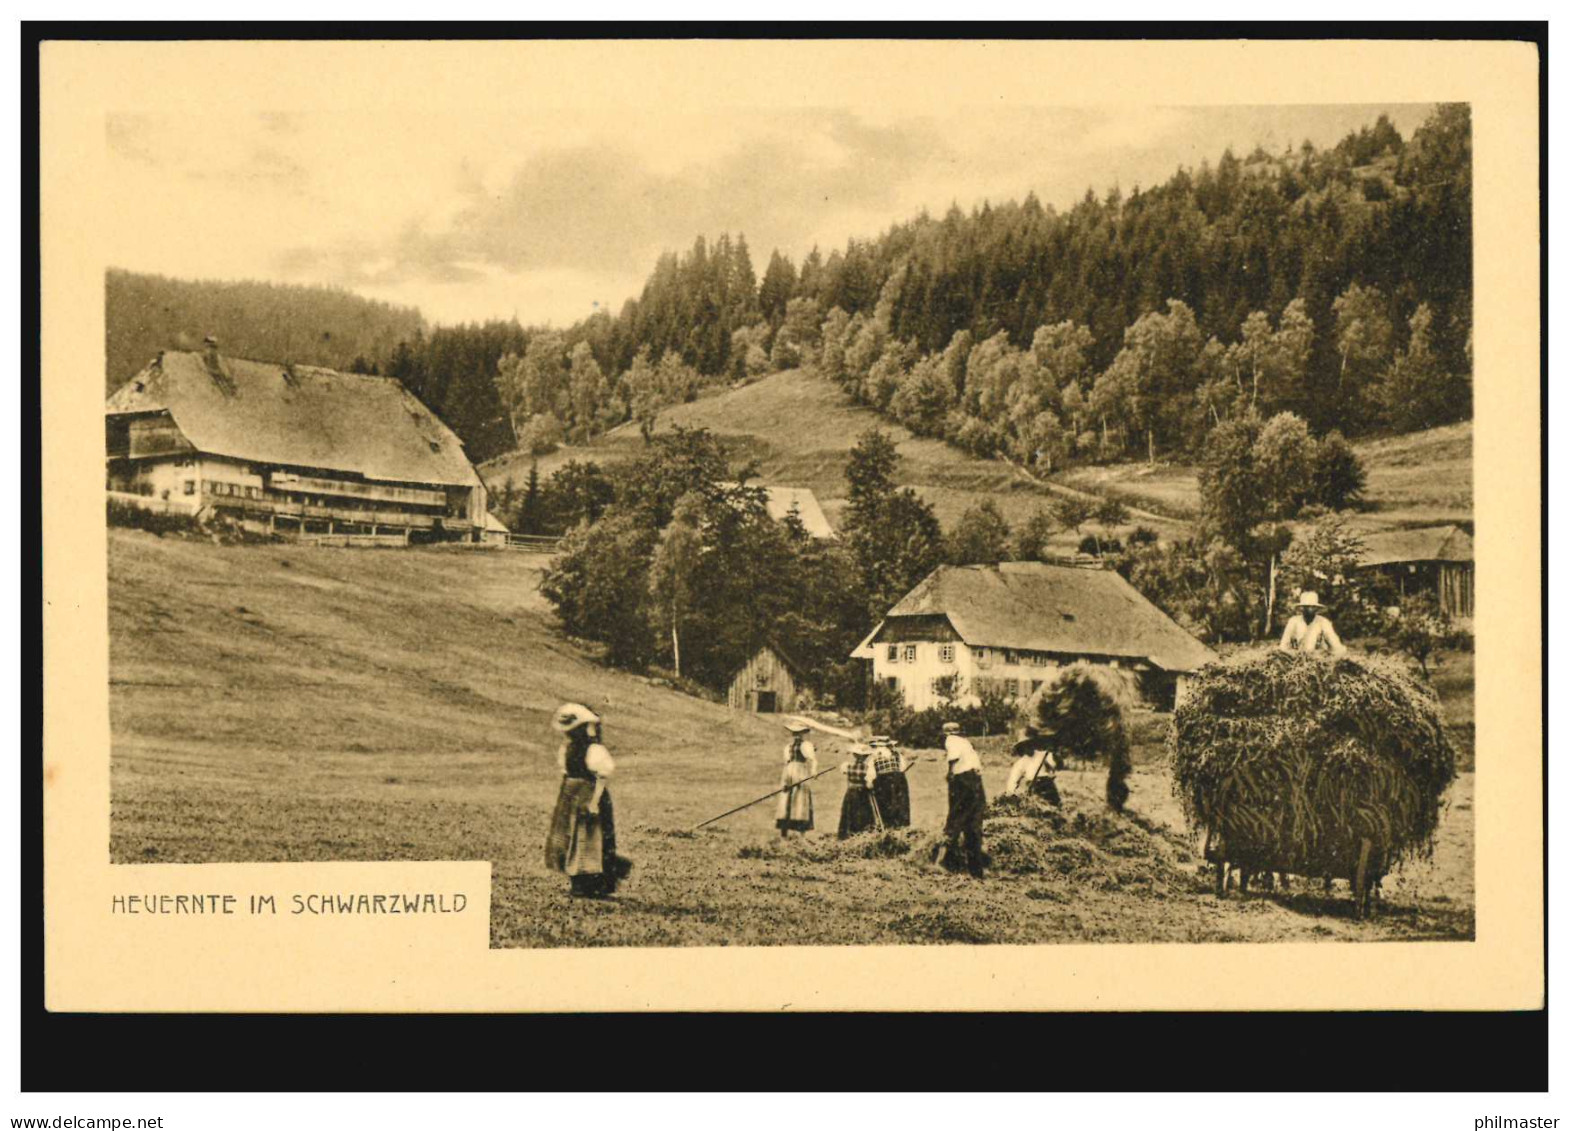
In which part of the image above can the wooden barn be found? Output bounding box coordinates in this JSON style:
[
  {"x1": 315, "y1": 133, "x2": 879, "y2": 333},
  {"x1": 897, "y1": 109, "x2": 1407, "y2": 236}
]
[
  {"x1": 726, "y1": 643, "x2": 807, "y2": 714},
  {"x1": 1356, "y1": 525, "x2": 1475, "y2": 619}
]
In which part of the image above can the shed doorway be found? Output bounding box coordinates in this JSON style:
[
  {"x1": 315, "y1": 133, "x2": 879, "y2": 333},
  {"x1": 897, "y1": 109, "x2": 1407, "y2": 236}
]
[{"x1": 754, "y1": 691, "x2": 778, "y2": 713}]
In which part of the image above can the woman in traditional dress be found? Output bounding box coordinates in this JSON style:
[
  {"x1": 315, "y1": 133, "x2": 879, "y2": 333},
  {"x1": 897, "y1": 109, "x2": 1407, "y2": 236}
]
[
  {"x1": 837, "y1": 742, "x2": 879, "y2": 839},
  {"x1": 869, "y1": 736, "x2": 912, "y2": 828},
  {"x1": 544, "y1": 702, "x2": 634, "y2": 899},
  {"x1": 776, "y1": 720, "x2": 818, "y2": 837}
]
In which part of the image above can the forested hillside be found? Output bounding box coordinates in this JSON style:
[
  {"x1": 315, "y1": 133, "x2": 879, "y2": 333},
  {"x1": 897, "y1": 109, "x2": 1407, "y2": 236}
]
[
  {"x1": 501, "y1": 104, "x2": 1471, "y2": 469},
  {"x1": 108, "y1": 106, "x2": 1472, "y2": 477},
  {"x1": 105, "y1": 269, "x2": 426, "y2": 394}
]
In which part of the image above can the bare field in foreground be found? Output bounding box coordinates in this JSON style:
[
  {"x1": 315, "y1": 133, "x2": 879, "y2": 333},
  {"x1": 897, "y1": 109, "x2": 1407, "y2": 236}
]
[{"x1": 108, "y1": 529, "x2": 1474, "y2": 946}]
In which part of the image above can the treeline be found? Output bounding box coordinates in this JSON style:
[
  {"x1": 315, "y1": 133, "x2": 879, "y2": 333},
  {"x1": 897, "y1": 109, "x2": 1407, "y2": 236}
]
[
  {"x1": 104, "y1": 269, "x2": 426, "y2": 395},
  {"x1": 513, "y1": 103, "x2": 1471, "y2": 465},
  {"x1": 109, "y1": 105, "x2": 1472, "y2": 479}
]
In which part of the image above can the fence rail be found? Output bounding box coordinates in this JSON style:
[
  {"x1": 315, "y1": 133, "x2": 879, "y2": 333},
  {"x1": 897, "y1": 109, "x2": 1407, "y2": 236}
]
[
  {"x1": 498, "y1": 533, "x2": 563, "y2": 552},
  {"x1": 300, "y1": 532, "x2": 411, "y2": 548}
]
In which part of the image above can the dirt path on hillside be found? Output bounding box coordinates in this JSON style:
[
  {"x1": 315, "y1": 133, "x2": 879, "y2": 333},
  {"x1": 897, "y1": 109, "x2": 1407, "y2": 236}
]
[{"x1": 998, "y1": 453, "x2": 1193, "y2": 529}]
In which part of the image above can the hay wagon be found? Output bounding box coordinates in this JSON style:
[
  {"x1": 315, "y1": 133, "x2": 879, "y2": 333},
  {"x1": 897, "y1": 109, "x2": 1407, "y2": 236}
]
[{"x1": 1174, "y1": 650, "x2": 1457, "y2": 920}]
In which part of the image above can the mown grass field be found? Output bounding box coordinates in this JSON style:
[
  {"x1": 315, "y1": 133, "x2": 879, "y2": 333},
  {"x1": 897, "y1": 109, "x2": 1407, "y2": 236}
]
[
  {"x1": 1049, "y1": 420, "x2": 1473, "y2": 532},
  {"x1": 109, "y1": 528, "x2": 1474, "y2": 945},
  {"x1": 481, "y1": 368, "x2": 1187, "y2": 552}
]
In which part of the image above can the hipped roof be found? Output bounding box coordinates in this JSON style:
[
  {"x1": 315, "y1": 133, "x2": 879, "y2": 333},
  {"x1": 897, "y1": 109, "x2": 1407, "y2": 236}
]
[
  {"x1": 106, "y1": 350, "x2": 483, "y2": 489},
  {"x1": 1358, "y1": 525, "x2": 1474, "y2": 566},
  {"x1": 852, "y1": 561, "x2": 1216, "y2": 673}
]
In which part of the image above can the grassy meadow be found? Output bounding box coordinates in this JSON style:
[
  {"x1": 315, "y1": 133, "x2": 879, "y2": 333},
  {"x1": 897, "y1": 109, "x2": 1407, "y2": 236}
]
[
  {"x1": 481, "y1": 367, "x2": 1188, "y2": 553},
  {"x1": 109, "y1": 528, "x2": 1475, "y2": 946},
  {"x1": 484, "y1": 369, "x2": 1471, "y2": 545},
  {"x1": 1048, "y1": 420, "x2": 1474, "y2": 532}
]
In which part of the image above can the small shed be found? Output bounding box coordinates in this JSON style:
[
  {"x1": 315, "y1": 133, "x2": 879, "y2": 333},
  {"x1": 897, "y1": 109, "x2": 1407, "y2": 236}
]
[
  {"x1": 726, "y1": 643, "x2": 807, "y2": 714},
  {"x1": 1356, "y1": 525, "x2": 1475, "y2": 619}
]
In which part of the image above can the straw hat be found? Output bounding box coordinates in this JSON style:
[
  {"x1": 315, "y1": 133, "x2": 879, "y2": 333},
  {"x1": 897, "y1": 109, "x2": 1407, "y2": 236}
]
[
  {"x1": 942, "y1": 721, "x2": 962, "y2": 735},
  {"x1": 784, "y1": 719, "x2": 811, "y2": 734},
  {"x1": 552, "y1": 703, "x2": 600, "y2": 733},
  {"x1": 1296, "y1": 590, "x2": 1326, "y2": 609}
]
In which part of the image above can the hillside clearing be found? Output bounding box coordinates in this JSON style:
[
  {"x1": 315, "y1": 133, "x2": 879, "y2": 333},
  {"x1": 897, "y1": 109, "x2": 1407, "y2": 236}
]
[
  {"x1": 483, "y1": 369, "x2": 1470, "y2": 542},
  {"x1": 109, "y1": 529, "x2": 1473, "y2": 945},
  {"x1": 1049, "y1": 420, "x2": 1473, "y2": 532},
  {"x1": 481, "y1": 368, "x2": 1187, "y2": 550}
]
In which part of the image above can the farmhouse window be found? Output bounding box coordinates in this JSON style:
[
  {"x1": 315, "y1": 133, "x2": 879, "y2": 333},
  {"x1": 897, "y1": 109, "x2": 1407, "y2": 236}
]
[
  {"x1": 1003, "y1": 679, "x2": 1020, "y2": 698},
  {"x1": 754, "y1": 670, "x2": 770, "y2": 689},
  {"x1": 974, "y1": 648, "x2": 991, "y2": 669},
  {"x1": 903, "y1": 645, "x2": 918, "y2": 663},
  {"x1": 183, "y1": 480, "x2": 195, "y2": 496},
  {"x1": 886, "y1": 645, "x2": 899, "y2": 663},
  {"x1": 1003, "y1": 650, "x2": 1018, "y2": 665},
  {"x1": 938, "y1": 644, "x2": 955, "y2": 664}
]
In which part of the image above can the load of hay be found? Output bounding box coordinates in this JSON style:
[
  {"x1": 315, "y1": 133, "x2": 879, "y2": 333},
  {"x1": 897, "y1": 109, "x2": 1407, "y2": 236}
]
[
  {"x1": 1026, "y1": 663, "x2": 1135, "y2": 812},
  {"x1": 1171, "y1": 649, "x2": 1457, "y2": 879}
]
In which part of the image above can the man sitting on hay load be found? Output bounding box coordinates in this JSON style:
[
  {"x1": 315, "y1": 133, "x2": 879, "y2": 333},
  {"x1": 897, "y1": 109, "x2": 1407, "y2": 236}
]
[{"x1": 1278, "y1": 590, "x2": 1347, "y2": 656}]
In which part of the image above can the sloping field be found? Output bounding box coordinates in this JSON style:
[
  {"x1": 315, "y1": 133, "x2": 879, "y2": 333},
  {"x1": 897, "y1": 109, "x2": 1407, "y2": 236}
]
[
  {"x1": 481, "y1": 369, "x2": 1187, "y2": 550},
  {"x1": 1049, "y1": 421, "x2": 1473, "y2": 532},
  {"x1": 109, "y1": 529, "x2": 1473, "y2": 945}
]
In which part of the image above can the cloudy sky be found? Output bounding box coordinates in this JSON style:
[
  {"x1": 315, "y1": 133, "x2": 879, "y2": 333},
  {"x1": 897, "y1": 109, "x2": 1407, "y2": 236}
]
[{"x1": 104, "y1": 100, "x2": 1433, "y2": 328}]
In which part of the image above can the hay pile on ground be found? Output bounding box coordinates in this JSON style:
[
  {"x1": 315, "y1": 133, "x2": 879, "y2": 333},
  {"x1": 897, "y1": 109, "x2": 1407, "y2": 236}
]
[
  {"x1": 798, "y1": 790, "x2": 1200, "y2": 897},
  {"x1": 1026, "y1": 663, "x2": 1135, "y2": 811},
  {"x1": 1171, "y1": 649, "x2": 1457, "y2": 878}
]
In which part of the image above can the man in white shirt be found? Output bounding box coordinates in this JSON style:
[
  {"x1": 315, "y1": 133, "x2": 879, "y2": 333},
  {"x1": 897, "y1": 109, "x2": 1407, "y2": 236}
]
[
  {"x1": 940, "y1": 722, "x2": 987, "y2": 878},
  {"x1": 1005, "y1": 725, "x2": 1060, "y2": 805},
  {"x1": 1278, "y1": 591, "x2": 1347, "y2": 656}
]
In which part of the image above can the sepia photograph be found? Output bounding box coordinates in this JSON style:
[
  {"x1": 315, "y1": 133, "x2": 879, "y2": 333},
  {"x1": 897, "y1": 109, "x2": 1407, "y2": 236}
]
[
  {"x1": 36, "y1": 35, "x2": 1542, "y2": 1028},
  {"x1": 100, "y1": 88, "x2": 1479, "y2": 948}
]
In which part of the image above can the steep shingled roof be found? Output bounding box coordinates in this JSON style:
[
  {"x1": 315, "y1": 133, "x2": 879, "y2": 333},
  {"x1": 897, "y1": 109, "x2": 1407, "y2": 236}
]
[
  {"x1": 1358, "y1": 525, "x2": 1474, "y2": 566},
  {"x1": 106, "y1": 350, "x2": 483, "y2": 488},
  {"x1": 855, "y1": 561, "x2": 1216, "y2": 673}
]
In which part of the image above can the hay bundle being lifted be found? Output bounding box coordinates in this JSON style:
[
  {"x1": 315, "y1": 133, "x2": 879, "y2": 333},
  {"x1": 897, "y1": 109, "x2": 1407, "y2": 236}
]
[
  {"x1": 1171, "y1": 650, "x2": 1457, "y2": 907},
  {"x1": 1027, "y1": 663, "x2": 1135, "y2": 812}
]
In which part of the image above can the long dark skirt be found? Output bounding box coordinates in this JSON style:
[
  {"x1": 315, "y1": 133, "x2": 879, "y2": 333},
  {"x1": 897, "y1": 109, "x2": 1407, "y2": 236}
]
[
  {"x1": 943, "y1": 770, "x2": 987, "y2": 876},
  {"x1": 872, "y1": 772, "x2": 911, "y2": 828},
  {"x1": 838, "y1": 786, "x2": 878, "y2": 839},
  {"x1": 545, "y1": 778, "x2": 632, "y2": 896}
]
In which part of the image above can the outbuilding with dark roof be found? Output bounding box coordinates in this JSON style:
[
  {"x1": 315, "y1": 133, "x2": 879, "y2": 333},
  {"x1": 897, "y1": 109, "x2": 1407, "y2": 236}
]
[{"x1": 1355, "y1": 525, "x2": 1474, "y2": 619}]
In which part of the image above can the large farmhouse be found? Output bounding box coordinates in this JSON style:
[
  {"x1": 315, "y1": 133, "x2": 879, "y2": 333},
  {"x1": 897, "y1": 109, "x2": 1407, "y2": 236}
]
[
  {"x1": 852, "y1": 561, "x2": 1216, "y2": 710},
  {"x1": 106, "y1": 343, "x2": 489, "y2": 541},
  {"x1": 1355, "y1": 524, "x2": 1474, "y2": 620}
]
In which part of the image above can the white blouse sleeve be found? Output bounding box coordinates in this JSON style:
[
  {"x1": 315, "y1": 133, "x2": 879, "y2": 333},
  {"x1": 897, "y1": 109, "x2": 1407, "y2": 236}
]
[{"x1": 584, "y1": 743, "x2": 615, "y2": 779}]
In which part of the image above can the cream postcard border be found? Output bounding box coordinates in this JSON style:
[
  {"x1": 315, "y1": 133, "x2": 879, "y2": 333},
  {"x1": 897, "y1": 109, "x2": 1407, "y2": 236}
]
[{"x1": 41, "y1": 38, "x2": 1542, "y2": 1012}]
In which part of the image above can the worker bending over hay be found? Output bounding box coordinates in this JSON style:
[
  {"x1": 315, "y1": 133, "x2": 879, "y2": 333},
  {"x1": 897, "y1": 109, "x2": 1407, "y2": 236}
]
[
  {"x1": 1172, "y1": 649, "x2": 1457, "y2": 917},
  {"x1": 1023, "y1": 663, "x2": 1135, "y2": 813}
]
